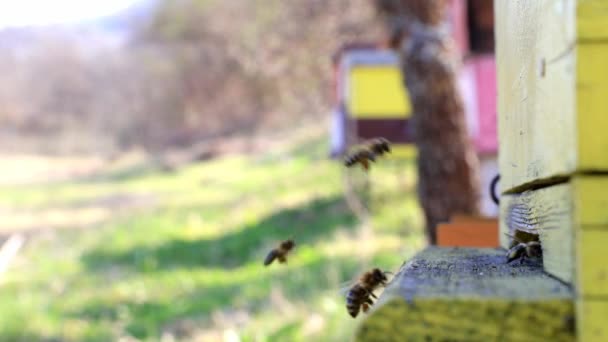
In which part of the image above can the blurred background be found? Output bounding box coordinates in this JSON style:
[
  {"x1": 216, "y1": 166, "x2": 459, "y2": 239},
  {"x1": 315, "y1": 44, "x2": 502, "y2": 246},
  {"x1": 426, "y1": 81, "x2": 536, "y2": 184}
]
[{"x1": 0, "y1": 1, "x2": 426, "y2": 341}]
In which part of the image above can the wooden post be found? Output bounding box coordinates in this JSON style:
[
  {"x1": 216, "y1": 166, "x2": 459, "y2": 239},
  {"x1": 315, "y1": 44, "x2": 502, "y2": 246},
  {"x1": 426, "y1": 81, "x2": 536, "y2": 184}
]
[{"x1": 376, "y1": 0, "x2": 481, "y2": 244}]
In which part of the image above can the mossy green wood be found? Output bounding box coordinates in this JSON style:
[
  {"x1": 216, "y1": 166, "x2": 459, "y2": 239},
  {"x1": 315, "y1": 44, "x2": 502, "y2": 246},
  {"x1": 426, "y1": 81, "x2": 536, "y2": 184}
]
[{"x1": 355, "y1": 247, "x2": 575, "y2": 342}]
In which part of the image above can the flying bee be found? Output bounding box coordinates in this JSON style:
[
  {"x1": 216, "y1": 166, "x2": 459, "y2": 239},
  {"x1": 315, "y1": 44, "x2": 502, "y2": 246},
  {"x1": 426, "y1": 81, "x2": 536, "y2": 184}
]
[
  {"x1": 345, "y1": 284, "x2": 375, "y2": 318},
  {"x1": 505, "y1": 232, "x2": 542, "y2": 264},
  {"x1": 344, "y1": 149, "x2": 376, "y2": 171},
  {"x1": 263, "y1": 239, "x2": 295, "y2": 266},
  {"x1": 345, "y1": 268, "x2": 392, "y2": 318},
  {"x1": 367, "y1": 137, "x2": 391, "y2": 157}
]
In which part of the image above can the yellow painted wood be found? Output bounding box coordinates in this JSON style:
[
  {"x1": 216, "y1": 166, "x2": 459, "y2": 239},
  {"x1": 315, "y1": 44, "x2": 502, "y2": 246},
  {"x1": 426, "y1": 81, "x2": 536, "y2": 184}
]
[
  {"x1": 578, "y1": 0, "x2": 608, "y2": 41},
  {"x1": 576, "y1": 229, "x2": 608, "y2": 297},
  {"x1": 348, "y1": 66, "x2": 411, "y2": 118},
  {"x1": 386, "y1": 144, "x2": 416, "y2": 159},
  {"x1": 496, "y1": 1, "x2": 608, "y2": 191},
  {"x1": 355, "y1": 247, "x2": 575, "y2": 342},
  {"x1": 573, "y1": 176, "x2": 608, "y2": 226},
  {"x1": 577, "y1": 299, "x2": 608, "y2": 342},
  {"x1": 577, "y1": 43, "x2": 608, "y2": 170}
]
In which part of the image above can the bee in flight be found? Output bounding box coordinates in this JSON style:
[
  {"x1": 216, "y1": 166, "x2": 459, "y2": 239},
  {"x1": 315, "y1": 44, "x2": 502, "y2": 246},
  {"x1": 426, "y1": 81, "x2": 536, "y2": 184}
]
[
  {"x1": 344, "y1": 149, "x2": 376, "y2": 171},
  {"x1": 345, "y1": 268, "x2": 391, "y2": 318},
  {"x1": 263, "y1": 239, "x2": 296, "y2": 266},
  {"x1": 368, "y1": 137, "x2": 391, "y2": 157},
  {"x1": 343, "y1": 137, "x2": 391, "y2": 171},
  {"x1": 505, "y1": 232, "x2": 542, "y2": 264}
]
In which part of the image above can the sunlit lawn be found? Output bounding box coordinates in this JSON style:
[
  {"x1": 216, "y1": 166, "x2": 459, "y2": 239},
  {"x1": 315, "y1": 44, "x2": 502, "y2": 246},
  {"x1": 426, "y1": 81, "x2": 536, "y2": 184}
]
[{"x1": 0, "y1": 135, "x2": 424, "y2": 341}]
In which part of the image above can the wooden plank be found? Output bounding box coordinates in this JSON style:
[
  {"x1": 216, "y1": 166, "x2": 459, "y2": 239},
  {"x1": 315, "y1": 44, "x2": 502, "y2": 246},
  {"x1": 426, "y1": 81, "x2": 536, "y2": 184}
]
[
  {"x1": 496, "y1": 2, "x2": 608, "y2": 190},
  {"x1": 495, "y1": 0, "x2": 577, "y2": 191},
  {"x1": 577, "y1": 43, "x2": 608, "y2": 170},
  {"x1": 355, "y1": 247, "x2": 575, "y2": 342},
  {"x1": 578, "y1": 0, "x2": 608, "y2": 41},
  {"x1": 573, "y1": 176, "x2": 608, "y2": 227},
  {"x1": 577, "y1": 299, "x2": 608, "y2": 342},
  {"x1": 576, "y1": 229, "x2": 608, "y2": 297},
  {"x1": 436, "y1": 222, "x2": 499, "y2": 248},
  {"x1": 499, "y1": 183, "x2": 574, "y2": 283},
  {"x1": 499, "y1": 177, "x2": 608, "y2": 232}
]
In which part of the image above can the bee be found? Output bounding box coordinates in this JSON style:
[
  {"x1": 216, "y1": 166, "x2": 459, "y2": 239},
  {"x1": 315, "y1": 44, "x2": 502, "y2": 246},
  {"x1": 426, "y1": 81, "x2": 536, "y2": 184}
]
[
  {"x1": 344, "y1": 149, "x2": 377, "y2": 171},
  {"x1": 344, "y1": 137, "x2": 392, "y2": 171},
  {"x1": 263, "y1": 239, "x2": 295, "y2": 266},
  {"x1": 367, "y1": 137, "x2": 391, "y2": 157},
  {"x1": 505, "y1": 232, "x2": 542, "y2": 264},
  {"x1": 345, "y1": 268, "x2": 391, "y2": 318}
]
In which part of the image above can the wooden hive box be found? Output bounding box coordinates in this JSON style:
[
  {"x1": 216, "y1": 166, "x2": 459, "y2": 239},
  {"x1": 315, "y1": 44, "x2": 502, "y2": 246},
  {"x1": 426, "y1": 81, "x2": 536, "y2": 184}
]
[
  {"x1": 496, "y1": 1, "x2": 608, "y2": 340},
  {"x1": 356, "y1": 1, "x2": 608, "y2": 341}
]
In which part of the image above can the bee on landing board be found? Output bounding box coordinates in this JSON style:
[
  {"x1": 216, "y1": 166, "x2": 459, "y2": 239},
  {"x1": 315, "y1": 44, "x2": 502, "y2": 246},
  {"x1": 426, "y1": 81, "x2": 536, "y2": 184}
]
[
  {"x1": 263, "y1": 239, "x2": 295, "y2": 266},
  {"x1": 345, "y1": 268, "x2": 391, "y2": 318},
  {"x1": 505, "y1": 232, "x2": 542, "y2": 264}
]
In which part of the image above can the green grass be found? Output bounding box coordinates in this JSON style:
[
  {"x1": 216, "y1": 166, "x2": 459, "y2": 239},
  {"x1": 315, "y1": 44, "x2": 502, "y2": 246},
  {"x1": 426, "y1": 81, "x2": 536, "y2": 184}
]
[{"x1": 0, "y1": 135, "x2": 424, "y2": 341}]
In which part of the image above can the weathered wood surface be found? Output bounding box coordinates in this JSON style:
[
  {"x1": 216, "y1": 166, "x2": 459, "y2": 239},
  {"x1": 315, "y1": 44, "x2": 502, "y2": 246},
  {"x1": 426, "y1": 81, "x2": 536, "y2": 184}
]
[
  {"x1": 356, "y1": 247, "x2": 574, "y2": 342},
  {"x1": 495, "y1": 0, "x2": 576, "y2": 191},
  {"x1": 499, "y1": 176, "x2": 608, "y2": 291},
  {"x1": 499, "y1": 183, "x2": 573, "y2": 283},
  {"x1": 496, "y1": 0, "x2": 608, "y2": 192}
]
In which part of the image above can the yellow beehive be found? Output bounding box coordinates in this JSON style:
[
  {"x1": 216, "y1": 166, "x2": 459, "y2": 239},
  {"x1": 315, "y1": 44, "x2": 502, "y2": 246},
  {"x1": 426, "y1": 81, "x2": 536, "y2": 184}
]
[
  {"x1": 348, "y1": 65, "x2": 412, "y2": 118},
  {"x1": 495, "y1": 1, "x2": 608, "y2": 341}
]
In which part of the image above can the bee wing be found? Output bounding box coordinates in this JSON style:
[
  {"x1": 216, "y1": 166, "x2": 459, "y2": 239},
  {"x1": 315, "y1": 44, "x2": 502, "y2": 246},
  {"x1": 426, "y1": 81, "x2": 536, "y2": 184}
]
[
  {"x1": 337, "y1": 279, "x2": 359, "y2": 298},
  {"x1": 264, "y1": 249, "x2": 278, "y2": 266}
]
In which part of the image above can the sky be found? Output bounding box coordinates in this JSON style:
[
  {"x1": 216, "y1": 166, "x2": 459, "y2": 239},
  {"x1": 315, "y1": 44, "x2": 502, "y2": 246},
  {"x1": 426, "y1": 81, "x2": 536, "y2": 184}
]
[{"x1": 0, "y1": 0, "x2": 141, "y2": 28}]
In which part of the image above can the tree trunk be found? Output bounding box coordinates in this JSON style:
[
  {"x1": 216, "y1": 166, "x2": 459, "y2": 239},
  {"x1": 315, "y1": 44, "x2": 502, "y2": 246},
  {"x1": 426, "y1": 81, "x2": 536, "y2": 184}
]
[{"x1": 376, "y1": 0, "x2": 480, "y2": 244}]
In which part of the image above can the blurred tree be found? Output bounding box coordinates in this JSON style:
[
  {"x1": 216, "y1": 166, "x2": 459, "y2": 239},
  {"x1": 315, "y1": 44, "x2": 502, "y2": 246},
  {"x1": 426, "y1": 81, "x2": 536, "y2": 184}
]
[
  {"x1": 0, "y1": 1, "x2": 383, "y2": 154},
  {"x1": 375, "y1": 0, "x2": 480, "y2": 244}
]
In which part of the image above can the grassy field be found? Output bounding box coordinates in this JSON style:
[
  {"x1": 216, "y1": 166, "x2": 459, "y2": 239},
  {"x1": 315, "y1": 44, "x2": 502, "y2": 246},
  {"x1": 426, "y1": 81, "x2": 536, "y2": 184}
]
[{"x1": 0, "y1": 134, "x2": 424, "y2": 341}]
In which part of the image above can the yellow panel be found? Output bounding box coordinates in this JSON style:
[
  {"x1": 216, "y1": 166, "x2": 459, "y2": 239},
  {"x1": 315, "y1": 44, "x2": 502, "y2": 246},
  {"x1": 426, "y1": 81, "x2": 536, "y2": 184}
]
[
  {"x1": 577, "y1": 299, "x2": 608, "y2": 342},
  {"x1": 576, "y1": 229, "x2": 608, "y2": 297},
  {"x1": 573, "y1": 176, "x2": 608, "y2": 227},
  {"x1": 577, "y1": 44, "x2": 608, "y2": 170},
  {"x1": 578, "y1": 0, "x2": 608, "y2": 41},
  {"x1": 348, "y1": 66, "x2": 412, "y2": 118},
  {"x1": 388, "y1": 145, "x2": 417, "y2": 159}
]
